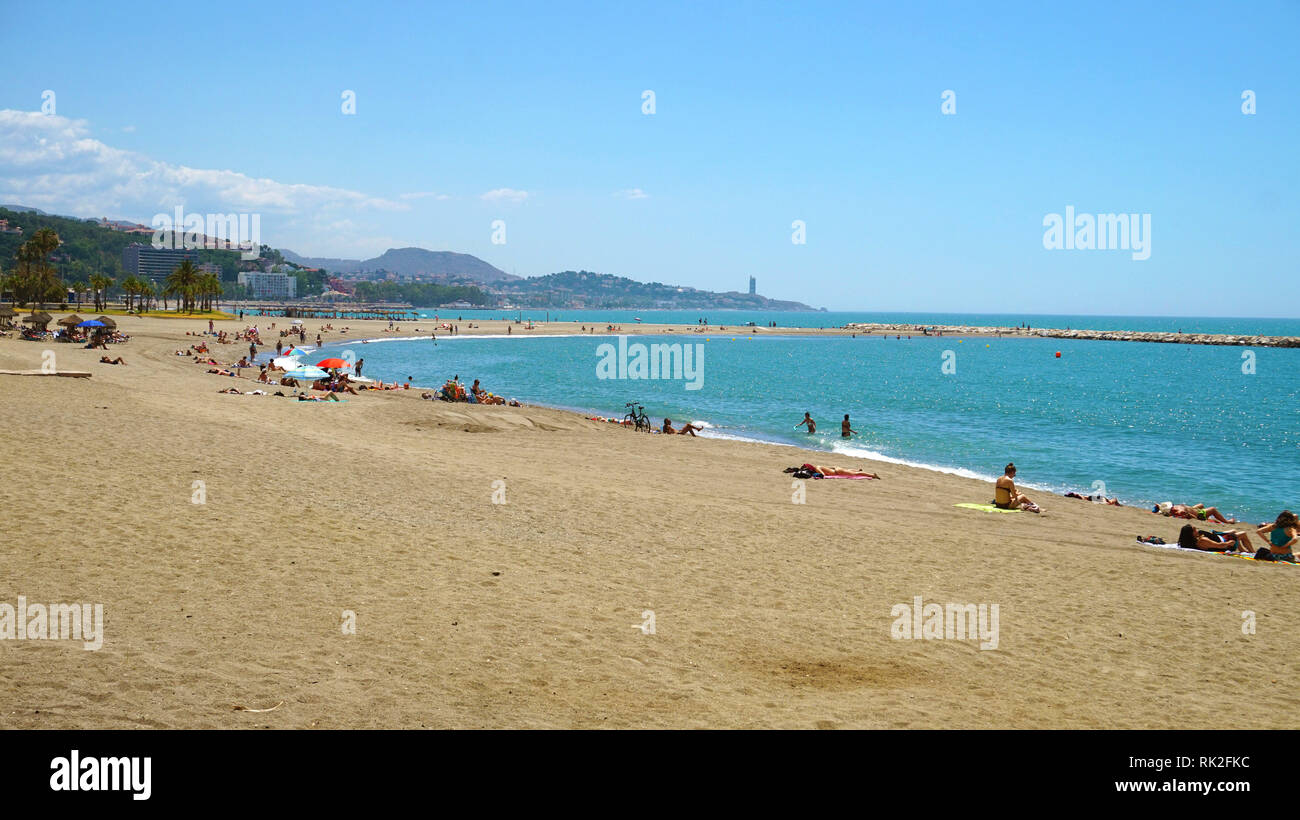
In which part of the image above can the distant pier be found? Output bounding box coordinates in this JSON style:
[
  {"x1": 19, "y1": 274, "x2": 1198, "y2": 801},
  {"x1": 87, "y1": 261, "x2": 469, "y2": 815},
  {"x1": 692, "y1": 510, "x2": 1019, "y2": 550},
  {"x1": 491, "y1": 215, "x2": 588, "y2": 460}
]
[{"x1": 841, "y1": 323, "x2": 1300, "y2": 348}]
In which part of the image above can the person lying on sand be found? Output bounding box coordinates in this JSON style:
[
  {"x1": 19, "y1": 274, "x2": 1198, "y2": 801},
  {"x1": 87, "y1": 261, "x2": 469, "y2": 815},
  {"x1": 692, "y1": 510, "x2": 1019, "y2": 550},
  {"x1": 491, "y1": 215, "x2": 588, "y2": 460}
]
[
  {"x1": 783, "y1": 464, "x2": 880, "y2": 479},
  {"x1": 1064, "y1": 491, "x2": 1120, "y2": 506},
  {"x1": 995, "y1": 463, "x2": 1041, "y2": 513},
  {"x1": 662, "y1": 418, "x2": 702, "y2": 436},
  {"x1": 1155, "y1": 502, "x2": 1236, "y2": 523},
  {"x1": 99, "y1": 356, "x2": 126, "y2": 365},
  {"x1": 1177, "y1": 524, "x2": 1254, "y2": 553}
]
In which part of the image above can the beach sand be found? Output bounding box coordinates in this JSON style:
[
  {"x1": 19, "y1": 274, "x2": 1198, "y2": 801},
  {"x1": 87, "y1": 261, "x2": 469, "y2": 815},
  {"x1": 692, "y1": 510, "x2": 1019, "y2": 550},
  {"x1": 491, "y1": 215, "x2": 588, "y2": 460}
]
[{"x1": 1, "y1": 313, "x2": 1295, "y2": 728}]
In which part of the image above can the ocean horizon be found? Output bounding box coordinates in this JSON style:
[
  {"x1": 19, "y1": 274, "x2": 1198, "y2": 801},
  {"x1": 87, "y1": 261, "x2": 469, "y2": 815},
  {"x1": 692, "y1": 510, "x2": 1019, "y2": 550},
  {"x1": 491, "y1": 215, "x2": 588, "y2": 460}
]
[{"x1": 248, "y1": 307, "x2": 1300, "y2": 338}]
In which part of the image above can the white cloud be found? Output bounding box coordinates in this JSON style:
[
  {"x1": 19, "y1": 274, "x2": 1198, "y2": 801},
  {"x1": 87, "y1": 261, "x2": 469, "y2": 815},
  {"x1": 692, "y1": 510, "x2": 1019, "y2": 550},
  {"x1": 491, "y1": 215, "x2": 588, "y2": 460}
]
[
  {"x1": 479, "y1": 187, "x2": 529, "y2": 205},
  {"x1": 0, "y1": 109, "x2": 408, "y2": 223},
  {"x1": 121, "y1": 125, "x2": 136, "y2": 133},
  {"x1": 615, "y1": 188, "x2": 649, "y2": 200},
  {"x1": 400, "y1": 191, "x2": 451, "y2": 201}
]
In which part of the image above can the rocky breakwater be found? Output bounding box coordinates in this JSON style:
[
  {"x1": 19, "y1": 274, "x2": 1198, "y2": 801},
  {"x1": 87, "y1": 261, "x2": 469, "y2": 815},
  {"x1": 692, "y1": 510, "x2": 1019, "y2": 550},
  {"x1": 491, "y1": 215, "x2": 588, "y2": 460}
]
[{"x1": 841, "y1": 323, "x2": 1300, "y2": 348}]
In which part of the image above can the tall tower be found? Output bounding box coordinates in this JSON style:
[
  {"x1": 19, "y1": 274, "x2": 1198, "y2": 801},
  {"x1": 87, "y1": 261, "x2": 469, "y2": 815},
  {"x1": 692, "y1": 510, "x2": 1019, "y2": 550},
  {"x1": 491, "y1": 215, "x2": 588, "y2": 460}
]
[{"x1": 748, "y1": 276, "x2": 756, "y2": 295}]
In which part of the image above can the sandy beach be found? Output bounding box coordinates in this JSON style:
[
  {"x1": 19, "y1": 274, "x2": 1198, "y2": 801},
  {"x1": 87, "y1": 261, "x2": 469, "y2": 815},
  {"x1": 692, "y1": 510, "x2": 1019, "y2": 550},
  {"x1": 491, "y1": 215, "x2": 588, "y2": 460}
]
[{"x1": 1, "y1": 313, "x2": 1296, "y2": 729}]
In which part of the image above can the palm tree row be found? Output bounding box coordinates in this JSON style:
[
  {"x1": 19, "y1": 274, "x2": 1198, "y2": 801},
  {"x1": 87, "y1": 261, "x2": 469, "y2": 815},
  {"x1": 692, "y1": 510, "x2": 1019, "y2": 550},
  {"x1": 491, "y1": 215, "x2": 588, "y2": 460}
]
[{"x1": 163, "y1": 261, "x2": 223, "y2": 314}]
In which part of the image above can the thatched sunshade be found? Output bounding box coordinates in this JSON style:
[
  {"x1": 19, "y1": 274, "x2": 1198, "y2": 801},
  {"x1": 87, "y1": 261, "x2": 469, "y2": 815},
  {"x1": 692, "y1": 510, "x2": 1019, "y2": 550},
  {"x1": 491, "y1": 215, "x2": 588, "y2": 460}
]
[
  {"x1": 0, "y1": 306, "x2": 15, "y2": 318},
  {"x1": 95, "y1": 315, "x2": 117, "y2": 329},
  {"x1": 58, "y1": 314, "x2": 84, "y2": 327},
  {"x1": 23, "y1": 311, "x2": 53, "y2": 325}
]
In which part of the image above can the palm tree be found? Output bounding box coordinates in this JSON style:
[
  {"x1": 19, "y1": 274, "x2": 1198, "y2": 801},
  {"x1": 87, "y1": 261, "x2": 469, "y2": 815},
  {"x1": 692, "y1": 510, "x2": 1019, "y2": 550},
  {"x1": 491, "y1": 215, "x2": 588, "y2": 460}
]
[
  {"x1": 164, "y1": 259, "x2": 200, "y2": 313},
  {"x1": 138, "y1": 281, "x2": 155, "y2": 313},
  {"x1": 128, "y1": 275, "x2": 147, "y2": 312},
  {"x1": 197, "y1": 272, "x2": 223, "y2": 311},
  {"x1": 15, "y1": 229, "x2": 63, "y2": 310}
]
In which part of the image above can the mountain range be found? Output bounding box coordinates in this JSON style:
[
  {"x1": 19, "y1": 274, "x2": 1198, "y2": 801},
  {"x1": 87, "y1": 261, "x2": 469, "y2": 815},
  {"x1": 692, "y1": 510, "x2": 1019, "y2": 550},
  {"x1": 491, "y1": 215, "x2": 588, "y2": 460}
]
[
  {"x1": 281, "y1": 247, "x2": 518, "y2": 283},
  {"x1": 2, "y1": 204, "x2": 820, "y2": 310}
]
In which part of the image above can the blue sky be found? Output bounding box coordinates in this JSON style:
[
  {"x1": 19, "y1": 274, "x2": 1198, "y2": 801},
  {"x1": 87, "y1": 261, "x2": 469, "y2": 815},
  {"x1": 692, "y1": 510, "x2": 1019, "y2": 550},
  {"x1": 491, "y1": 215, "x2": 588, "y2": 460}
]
[{"x1": 1, "y1": 0, "x2": 1296, "y2": 315}]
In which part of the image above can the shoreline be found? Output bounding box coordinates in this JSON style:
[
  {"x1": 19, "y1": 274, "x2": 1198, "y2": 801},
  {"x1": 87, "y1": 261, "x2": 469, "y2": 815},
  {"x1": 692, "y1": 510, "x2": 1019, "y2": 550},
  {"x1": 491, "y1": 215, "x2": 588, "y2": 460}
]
[{"x1": 309, "y1": 332, "x2": 1251, "y2": 517}]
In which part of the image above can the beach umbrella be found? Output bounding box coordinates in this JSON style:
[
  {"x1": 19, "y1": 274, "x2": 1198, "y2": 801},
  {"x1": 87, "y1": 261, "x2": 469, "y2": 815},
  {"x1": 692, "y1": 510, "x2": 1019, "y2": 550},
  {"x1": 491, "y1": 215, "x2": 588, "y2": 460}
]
[
  {"x1": 77, "y1": 319, "x2": 106, "y2": 328},
  {"x1": 316, "y1": 358, "x2": 349, "y2": 369},
  {"x1": 0, "y1": 306, "x2": 15, "y2": 318},
  {"x1": 23, "y1": 311, "x2": 52, "y2": 326},
  {"x1": 58, "y1": 314, "x2": 84, "y2": 327},
  {"x1": 95, "y1": 315, "x2": 117, "y2": 329},
  {"x1": 287, "y1": 347, "x2": 308, "y2": 356},
  {"x1": 272, "y1": 356, "x2": 303, "y2": 370},
  {"x1": 284, "y1": 366, "x2": 328, "y2": 381}
]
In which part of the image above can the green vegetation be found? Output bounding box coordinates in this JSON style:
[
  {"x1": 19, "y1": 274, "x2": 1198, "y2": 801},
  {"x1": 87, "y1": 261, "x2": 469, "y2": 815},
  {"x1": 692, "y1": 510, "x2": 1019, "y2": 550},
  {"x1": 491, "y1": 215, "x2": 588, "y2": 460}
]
[
  {"x1": 351, "y1": 280, "x2": 493, "y2": 306},
  {"x1": 3, "y1": 227, "x2": 65, "y2": 308}
]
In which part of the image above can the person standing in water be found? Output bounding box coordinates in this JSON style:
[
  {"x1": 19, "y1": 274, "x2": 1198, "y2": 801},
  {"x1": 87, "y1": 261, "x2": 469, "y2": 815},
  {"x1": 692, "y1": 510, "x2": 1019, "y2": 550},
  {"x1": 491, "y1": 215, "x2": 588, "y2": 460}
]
[
  {"x1": 841, "y1": 414, "x2": 856, "y2": 438},
  {"x1": 795, "y1": 412, "x2": 816, "y2": 434}
]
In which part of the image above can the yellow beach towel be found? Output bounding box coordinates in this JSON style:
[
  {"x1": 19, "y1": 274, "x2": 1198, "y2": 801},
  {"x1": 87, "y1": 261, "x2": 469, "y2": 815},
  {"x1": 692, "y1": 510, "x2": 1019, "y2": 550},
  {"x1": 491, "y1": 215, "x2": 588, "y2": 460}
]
[{"x1": 954, "y1": 503, "x2": 1019, "y2": 514}]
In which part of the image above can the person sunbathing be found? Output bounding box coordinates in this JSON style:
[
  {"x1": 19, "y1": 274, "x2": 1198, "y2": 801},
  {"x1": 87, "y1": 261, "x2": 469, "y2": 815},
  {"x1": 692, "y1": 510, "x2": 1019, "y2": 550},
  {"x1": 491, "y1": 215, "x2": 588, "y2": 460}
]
[
  {"x1": 1064, "y1": 491, "x2": 1121, "y2": 506},
  {"x1": 994, "y1": 463, "x2": 1041, "y2": 513},
  {"x1": 784, "y1": 464, "x2": 880, "y2": 479},
  {"x1": 1157, "y1": 502, "x2": 1235, "y2": 523},
  {"x1": 1256, "y1": 511, "x2": 1299, "y2": 562},
  {"x1": 662, "y1": 418, "x2": 702, "y2": 436},
  {"x1": 99, "y1": 356, "x2": 126, "y2": 365},
  {"x1": 1177, "y1": 524, "x2": 1253, "y2": 553}
]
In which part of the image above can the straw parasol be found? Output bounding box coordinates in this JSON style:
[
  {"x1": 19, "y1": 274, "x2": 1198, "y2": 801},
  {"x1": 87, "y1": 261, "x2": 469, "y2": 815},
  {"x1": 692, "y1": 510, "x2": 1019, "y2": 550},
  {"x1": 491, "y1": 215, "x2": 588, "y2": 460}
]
[
  {"x1": 95, "y1": 315, "x2": 117, "y2": 329},
  {"x1": 23, "y1": 310, "x2": 53, "y2": 328},
  {"x1": 0, "y1": 305, "x2": 14, "y2": 327},
  {"x1": 57, "y1": 314, "x2": 84, "y2": 328}
]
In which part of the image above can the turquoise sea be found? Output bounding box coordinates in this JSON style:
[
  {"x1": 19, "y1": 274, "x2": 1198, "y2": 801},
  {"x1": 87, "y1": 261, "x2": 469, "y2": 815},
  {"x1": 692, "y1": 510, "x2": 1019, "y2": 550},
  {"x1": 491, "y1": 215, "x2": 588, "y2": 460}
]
[{"x1": 320, "y1": 326, "x2": 1299, "y2": 525}]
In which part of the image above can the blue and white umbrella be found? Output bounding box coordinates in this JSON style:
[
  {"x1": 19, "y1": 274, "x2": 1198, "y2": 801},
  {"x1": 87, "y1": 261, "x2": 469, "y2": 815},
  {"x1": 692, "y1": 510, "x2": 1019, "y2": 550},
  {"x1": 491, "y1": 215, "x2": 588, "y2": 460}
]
[{"x1": 283, "y1": 366, "x2": 328, "y2": 381}]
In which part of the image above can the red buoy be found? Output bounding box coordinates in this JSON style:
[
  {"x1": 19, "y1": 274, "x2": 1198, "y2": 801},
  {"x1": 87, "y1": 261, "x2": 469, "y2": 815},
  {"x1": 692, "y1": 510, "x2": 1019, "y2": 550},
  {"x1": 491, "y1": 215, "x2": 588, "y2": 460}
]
[{"x1": 1055, "y1": 351, "x2": 1061, "y2": 358}]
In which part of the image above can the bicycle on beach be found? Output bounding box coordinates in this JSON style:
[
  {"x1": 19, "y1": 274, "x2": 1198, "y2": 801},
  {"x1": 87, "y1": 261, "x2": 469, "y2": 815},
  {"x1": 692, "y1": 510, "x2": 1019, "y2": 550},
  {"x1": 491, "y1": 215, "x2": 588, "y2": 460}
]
[{"x1": 624, "y1": 402, "x2": 652, "y2": 432}]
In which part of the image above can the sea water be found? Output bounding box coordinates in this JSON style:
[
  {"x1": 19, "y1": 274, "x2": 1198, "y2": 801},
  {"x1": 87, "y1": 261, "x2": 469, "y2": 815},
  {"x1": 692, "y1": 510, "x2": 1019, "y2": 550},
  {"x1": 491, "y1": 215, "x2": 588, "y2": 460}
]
[{"x1": 329, "y1": 331, "x2": 1299, "y2": 524}]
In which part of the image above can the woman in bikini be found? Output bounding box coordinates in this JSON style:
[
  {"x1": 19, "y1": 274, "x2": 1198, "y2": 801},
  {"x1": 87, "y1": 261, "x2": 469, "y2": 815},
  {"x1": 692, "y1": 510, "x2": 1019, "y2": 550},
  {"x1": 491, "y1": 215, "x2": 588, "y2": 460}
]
[
  {"x1": 1177, "y1": 524, "x2": 1254, "y2": 553},
  {"x1": 1255, "y1": 511, "x2": 1299, "y2": 562}
]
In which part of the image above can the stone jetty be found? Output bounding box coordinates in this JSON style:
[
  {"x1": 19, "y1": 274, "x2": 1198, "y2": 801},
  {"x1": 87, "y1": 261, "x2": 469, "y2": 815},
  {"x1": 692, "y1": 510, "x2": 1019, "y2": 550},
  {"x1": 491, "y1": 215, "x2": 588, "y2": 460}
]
[{"x1": 840, "y1": 323, "x2": 1300, "y2": 348}]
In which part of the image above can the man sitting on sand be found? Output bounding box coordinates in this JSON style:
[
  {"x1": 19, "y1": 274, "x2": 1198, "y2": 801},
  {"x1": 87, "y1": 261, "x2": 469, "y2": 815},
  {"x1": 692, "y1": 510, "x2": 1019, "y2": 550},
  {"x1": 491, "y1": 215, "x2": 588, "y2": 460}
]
[
  {"x1": 662, "y1": 418, "x2": 702, "y2": 436},
  {"x1": 995, "y1": 463, "x2": 1041, "y2": 513},
  {"x1": 99, "y1": 356, "x2": 126, "y2": 365}
]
